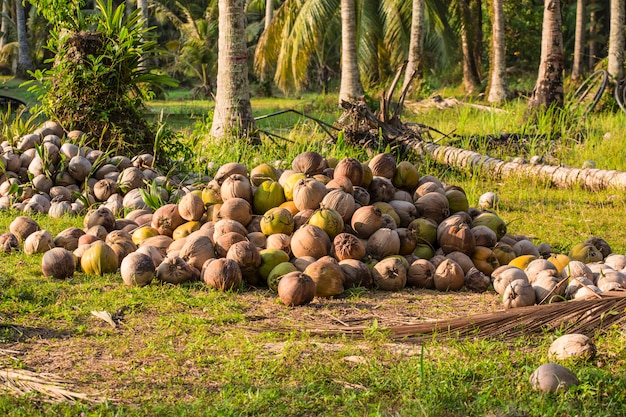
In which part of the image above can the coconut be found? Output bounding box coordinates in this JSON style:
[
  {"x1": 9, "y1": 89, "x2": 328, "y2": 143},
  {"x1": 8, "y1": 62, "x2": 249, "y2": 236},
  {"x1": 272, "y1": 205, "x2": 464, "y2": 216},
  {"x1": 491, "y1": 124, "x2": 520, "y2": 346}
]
[
  {"x1": 502, "y1": 279, "x2": 536, "y2": 309},
  {"x1": 491, "y1": 265, "x2": 528, "y2": 295},
  {"x1": 352, "y1": 186, "x2": 370, "y2": 206},
  {"x1": 470, "y1": 225, "x2": 497, "y2": 248},
  {"x1": 41, "y1": 248, "x2": 76, "y2": 280},
  {"x1": 0, "y1": 232, "x2": 19, "y2": 253},
  {"x1": 524, "y1": 259, "x2": 558, "y2": 283},
  {"x1": 548, "y1": 334, "x2": 596, "y2": 361},
  {"x1": 249, "y1": 163, "x2": 277, "y2": 187},
  {"x1": 226, "y1": 240, "x2": 261, "y2": 281},
  {"x1": 367, "y1": 228, "x2": 401, "y2": 260},
  {"x1": 368, "y1": 153, "x2": 396, "y2": 179},
  {"x1": 290, "y1": 224, "x2": 331, "y2": 259},
  {"x1": 24, "y1": 230, "x2": 54, "y2": 255},
  {"x1": 438, "y1": 222, "x2": 475, "y2": 256},
  {"x1": 265, "y1": 233, "x2": 291, "y2": 254},
  {"x1": 333, "y1": 157, "x2": 364, "y2": 187},
  {"x1": 604, "y1": 254, "x2": 626, "y2": 270},
  {"x1": 584, "y1": 236, "x2": 612, "y2": 258},
  {"x1": 139, "y1": 235, "x2": 174, "y2": 258},
  {"x1": 180, "y1": 235, "x2": 216, "y2": 271},
  {"x1": 292, "y1": 151, "x2": 326, "y2": 176},
  {"x1": 472, "y1": 212, "x2": 507, "y2": 240},
  {"x1": 368, "y1": 176, "x2": 396, "y2": 203},
  {"x1": 407, "y1": 259, "x2": 435, "y2": 288},
  {"x1": 252, "y1": 180, "x2": 285, "y2": 215},
  {"x1": 307, "y1": 208, "x2": 344, "y2": 240},
  {"x1": 247, "y1": 231, "x2": 266, "y2": 249},
  {"x1": 213, "y1": 219, "x2": 248, "y2": 241},
  {"x1": 9, "y1": 216, "x2": 40, "y2": 241},
  {"x1": 292, "y1": 178, "x2": 327, "y2": 211},
  {"x1": 135, "y1": 245, "x2": 164, "y2": 268},
  {"x1": 415, "y1": 192, "x2": 450, "y2": 224},
  {"x1": 320, "y1": 189, "x2": 355, "y2": 223},
  {"x1": 529, "y1": 363, "x2": 579, "y2": 393},
  {"x1": 492, "y1": 242, "x2": 516, "y2": 266},
  {"x1": 257, "y1": 249, "x2": 290, "y2": 282},
  {"x1": 216, "y1": 197, "x2": 253, "y2": 226},
  {"x1": 214, "y1": 162, "x2": 247, "y2": 184},
  {"x1": 202, "y1": 258, "x2": 242, "y2": 291},
  {"x1": 304, "y1": 259, "x2": 344, "y2": 297},
  {"x1": 80, "y1": 241, "x2": 119, "y2": 276},
  {"x1": 568, "y1": 242, "x2": 603, "y2": 263},
  {"x1": 68, "y1": 155, "x2": 92, "y2": 182},
  {"x1": 48, "y1": 201, "x2": 74, "y2": 218},
  {"x1": 172, "y1": 221, "x2": 201, "y2": 241},
  {"x1": 338, "y1": 259, "x2": 372, "y2": 288},
  {"x1": 178, "y1": 192, "x2": 205, "y2": 221},
  {"x1": 277, "y1": 271, "x2": 316, "y2": 306},
  {"x1": 391, "y1": 161, "x2": 419, "y2": 190},
  {"x1": 561, "y1": 260, "x2": 595, "y2": 282},
  {"x1": 214, "y1": 231, "x2": 247, "y2": 258},
  {"x1": 221, "y1": 173, "x2": 253, "y2": 203},
  {"x1": 371, "y1": 257, "x2": 407, "y2": 291},
  {"x1": 84, "y1": 206, "x2": 116, "y2": 233},
  {"x1": 325, "y1": 176, "x2": 353, "y2": 195},
  {"x1": 462, "y1": 267, "x2": 490, "y2": 292},
  {"x1": 433, "y1": 258, "x2": 464, "y2": 291},
  {"x1": 478, "y1": 192, "x2": 498, "y2": 210},
  {"x1": 596, "y1": 270, "x2": 626, "y2": 292},
  {"x1": 120, "y1": 252, "x2": 155, "y2": 287},
  {"x1": 446, "y1": 251, "x2": 474, "y2": 274},
  {"x1": 123, "y1": 188, "x2": 149, "y2": 210},
  {"x1": 532, "y1": 270, "x2": 565, "y2": 304},
  {"x1": 156, "y1": 255, "x2": 199, "y2": 284},
  {"x1": 350, "y1": 205, "x2": 383, "y2": 239}
]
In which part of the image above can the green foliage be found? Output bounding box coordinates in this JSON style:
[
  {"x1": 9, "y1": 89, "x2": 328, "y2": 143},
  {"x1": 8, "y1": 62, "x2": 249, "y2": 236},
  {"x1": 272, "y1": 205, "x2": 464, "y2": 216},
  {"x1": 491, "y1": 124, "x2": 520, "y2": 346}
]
[{"x1": 25, "y1": 0, "x2": 177, "y2": 155}]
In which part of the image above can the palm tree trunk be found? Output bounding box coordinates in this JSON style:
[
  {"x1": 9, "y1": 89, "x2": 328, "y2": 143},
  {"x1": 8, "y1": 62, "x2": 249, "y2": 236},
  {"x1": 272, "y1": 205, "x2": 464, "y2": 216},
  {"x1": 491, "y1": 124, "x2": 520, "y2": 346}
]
[
  {"x1": 211, "y1": 0, "x2": 257, "y2": 141},
  {"x1": 126, "y1": 0, "x2": 136, "y2": 19},
  {"x1": 0, "y1": 0, "x2": 8, "y2": 50},
  {"x1": 137, "y1": 0, "x2": 149, "y2": 25},
  {"x1": 402, "y1": 0, "x2": 425, "y2": 94},
  {"x1": 265, "y1": 0, "x2": 274, "y2": 30},
  {"x1": 571, "y1": 0, "x2": 587, "y2": 81},
  {"x1": 607, "y1": 0, "x2": 625, "y2": 80},
  {"x1": 459, "y1": 0, "x2": 481, "y2": 93},
  {"x1": 15, "y1": 0, "x2": 33, "y2": 78},
  {"x1": 487, "y1": 0, "x2": 509, "y2": 103},
  {"x1": 588, "y1": 3, "x2": 598, "y2": 70},
  {"x1": 338, "y1": 0, "x2": 364, "y2": 106},
  {"x1": 397, "y1": 135, "x2": 626, "y2": 191},
  {"x1": 527, "y1": 0, "x2": 564, "y2": 111}
]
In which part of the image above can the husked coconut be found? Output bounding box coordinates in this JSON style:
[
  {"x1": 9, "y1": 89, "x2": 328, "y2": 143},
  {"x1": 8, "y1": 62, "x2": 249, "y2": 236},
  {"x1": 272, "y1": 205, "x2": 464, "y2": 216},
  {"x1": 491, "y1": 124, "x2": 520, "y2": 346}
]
[{"x1": 548, "y1": 334, "x2": 596, "y2": 361}]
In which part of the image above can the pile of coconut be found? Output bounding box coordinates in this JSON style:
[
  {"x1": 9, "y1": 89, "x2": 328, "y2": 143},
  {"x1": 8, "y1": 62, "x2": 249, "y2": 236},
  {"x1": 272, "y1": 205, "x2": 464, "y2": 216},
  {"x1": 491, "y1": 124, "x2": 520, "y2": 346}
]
[{"x1": 1, "y1": 124, "x2": 625, "y2": 306}]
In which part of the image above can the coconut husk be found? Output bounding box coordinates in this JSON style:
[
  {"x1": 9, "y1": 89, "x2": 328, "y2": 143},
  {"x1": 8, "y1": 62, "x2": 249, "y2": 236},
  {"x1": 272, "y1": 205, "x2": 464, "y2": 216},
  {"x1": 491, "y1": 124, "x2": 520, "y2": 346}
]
[{"x1": 305, "y1": 290, "x2": 626, "y2": 342}]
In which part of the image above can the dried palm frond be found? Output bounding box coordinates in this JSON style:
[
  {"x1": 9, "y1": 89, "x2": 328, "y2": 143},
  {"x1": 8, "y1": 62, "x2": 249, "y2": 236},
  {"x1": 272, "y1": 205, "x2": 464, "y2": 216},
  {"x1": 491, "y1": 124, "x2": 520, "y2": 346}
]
[
  {"x1": 308, "y1": 290, "x2": 626, "y2": 342},
  {"x1": 0, "y1": 368, "x2": 109, "y2": 403}
]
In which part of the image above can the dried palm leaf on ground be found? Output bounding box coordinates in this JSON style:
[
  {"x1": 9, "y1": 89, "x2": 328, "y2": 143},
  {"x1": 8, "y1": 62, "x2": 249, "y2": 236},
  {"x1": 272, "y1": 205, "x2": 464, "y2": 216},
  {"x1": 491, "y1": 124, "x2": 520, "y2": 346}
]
[
  {"x1": 307, "y1": 291, "x2": 626, "y2": 342},
  {"x1": 0, "y1": 368, "x2": 109, "y2": 403}
]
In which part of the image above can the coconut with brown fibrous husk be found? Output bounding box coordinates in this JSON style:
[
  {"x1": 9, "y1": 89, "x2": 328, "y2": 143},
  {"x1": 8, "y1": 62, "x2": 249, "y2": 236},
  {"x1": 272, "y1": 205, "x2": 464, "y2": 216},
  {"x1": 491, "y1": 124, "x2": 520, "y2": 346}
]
[
  {"x1": 596, "y1": 269, "x2": 626, "y2": 292},
  {"x1": 368, "y1": 177, "x2": 395, "y2": 203},
  {"x1": 321, "y1": 189, "x2": 355, "y2": 223},
  {"x1": 0, "y1": 232, "x2": 19, "y2": 253},
  {"x1": 214, "y1": 231, "x2": 247, "y2": 258},
  {"x1": 304, "y1": 259, "x2": 344, "y2": 297},
  {"x1": 445, "y1": 251, "x2": 474, "y2": 274},
  {"x1": 415, "y1": 192, "x2": 450, "y2": 225},
  {"x1": 278, "y1": 271, "x2": 316, "y2": 306},
  {"x1": 24, "y1": 230, "x2": 54, "y2": 255},
  {"x1": 338, "y1": 259, "x2": 372, "y2": 289},
  {"x1": 464, "y1": 267, "x2": 491, "y2": 293},
  {"x1": 180, "y1": 235, "x2": 215, "y2": 270},
  {"x1": 120, "y1": 252, "x2": 155, "y2": 287},
  {"x1": 265, "y1": 233, "x2": 291, "y2": 254},
  {"x1": 221, "y1": 174, "x2": 253, "y2": 203},
  {"x1": 213, "y1": 219, "x2": 247, "y2": 242},
  {"x1": 372, "y1": 257, "x2": 407, "y2": 291},
  {"x1": 156, "y1": 255, "x2": 199, "y2": 284},
  {"x1": 290, "y1": 224, "x2": 331, "y2": 259},
  {"x1": 226, "y1": 240, "x2": 261, "y2": 277},
  {"x1": 407, "y1": 259, "x2": 435, "y2": 289},
  {"x1": 139, "y1": 235, "x2": 174, "y2": 258},
  {"x1": 433, "y1": 258, "x2": 465, "y2": 291},
  {"x1": 135, "y1": 245, "x2": 164, "y2": 268},
  {"x1": 292, "y1": 151, "x2": 326, "y2": 176},
  {"x1": 492, "y1": 265, "x2": 528, "y2": 295},
  {"x1": 216, "y1": 197, "x2": 253, "y2": 226},
  {"x1": 42, "y1": 247, "x2": 76, "y2": 280},
  {"x1": 332, "y1": 232, "x2": 366, "y2": 261},
  {"x1": 293, "y1": 256, "x2": 317, "y2": 272},
  {"x1": 368, "y1": 153, "x2": 396, "y2": 179},
  {"x1": 548, "y1": 334, "x2": 596, "y2": 361},
  {"x1": 292, "y1": 178, "x2": 327, "y2": 211},
  {"x1": 367, "y1": 228, "x2": 400, "y2": 260},
  {"x1": 214, "y1": 162, "x2": 247, "y2": 185},
  {"x1": 150, "y1": 204, "x2": 184, "y2": 237},
  {"x1": 502, "y1": 279, "x2": 536, "y2": 309},
  {"x1": 202, "y1": 258, "x2": 242, "y2": 291},
  {"x1": 334, "y1": 157, "x2": 364, "y2": 187},
  {"x1": 178, "y1": 192, "x2": 205, "y2": 222},
  {"x1": 9, "y1": 216, "x2": 40, "y2": 242}
]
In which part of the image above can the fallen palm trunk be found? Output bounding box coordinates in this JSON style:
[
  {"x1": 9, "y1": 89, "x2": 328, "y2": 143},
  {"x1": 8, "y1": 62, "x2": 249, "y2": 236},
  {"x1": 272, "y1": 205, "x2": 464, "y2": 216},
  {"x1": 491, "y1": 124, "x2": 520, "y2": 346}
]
[{"x1": 307, "y1": 290, "x2": 626, "y2": 342}]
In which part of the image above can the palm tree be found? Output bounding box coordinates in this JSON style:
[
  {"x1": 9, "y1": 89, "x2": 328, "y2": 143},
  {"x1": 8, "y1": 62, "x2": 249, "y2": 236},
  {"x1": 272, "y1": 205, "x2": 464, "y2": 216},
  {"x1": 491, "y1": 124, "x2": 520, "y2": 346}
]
[
  {"x1": 338, "y1": 0, "x2": 363, "y2": 105},
  {"x1": 527, "y1": 0, "x2": 564, "y2": 111},
  {"x1": 486, "y1": 0, "x2": 508, "y2": 103},
  {"x1": 16, "y1": 0, "x2": 33, "y2": 78},
  {"x1": 402, "y1": 0, "x2": 425, "y2": 94},
  {"x1": 265, "y1": 0, "x2": 274, "y2": 29},
  {"x1": 607, "y1": 0, "x2": 624, "y2": 80},
  {"x1": 210, "y1": 0, "x2": 256, "y2": 141},
  {"x1": 137, "y1": 0, "x2": 149, "y2": 25},
  {"x1": 0, "y1": 0, "x2": 9, "y2": 51},
  {"x1": 458, "y1": 0, "x2": 482, "y2": 93},
  {"x1": 571, "y1": 0, "x2": 586, "y2": 81}
]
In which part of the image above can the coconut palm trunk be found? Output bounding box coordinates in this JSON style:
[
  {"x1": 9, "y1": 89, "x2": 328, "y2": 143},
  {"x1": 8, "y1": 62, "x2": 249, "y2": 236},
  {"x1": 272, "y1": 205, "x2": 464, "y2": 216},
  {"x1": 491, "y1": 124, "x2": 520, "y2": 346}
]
[
  {"x1": 15, "y1": 0, "x2": 34, "y2": 78},
  {"x1": 588, "y1": 2, "x2": 598, "y2": 70},
  {"x1": 459, "y1": 0, "x2": 481, "y2": 93},
  {"x1": 571, "y1": 0, "x2": 587, "y2": 81},
  {"x1": 402, "y1": 0, "x2": 425, "y2": 94},
  {"x1": 527, "y1": 0, "x2": 564, "y2": 111},
  {"x1": 338, "y1": 0, "x2": 364, "y2": 106},
  {"x1": 0, "y1": 0, "x2": 8, "y2": 50},
  {"x1": 137, "y1": 0, "x2": 149, "y2": 25},
  {"x1": 210, "y1": 0, "x2": 257, "y2": 141},
  {"x1": 487, "y1": 0, "x2": 509, "y2": 103},
  {"x1": 607, "y1": 0, "x2": 625, "y2": 80}
]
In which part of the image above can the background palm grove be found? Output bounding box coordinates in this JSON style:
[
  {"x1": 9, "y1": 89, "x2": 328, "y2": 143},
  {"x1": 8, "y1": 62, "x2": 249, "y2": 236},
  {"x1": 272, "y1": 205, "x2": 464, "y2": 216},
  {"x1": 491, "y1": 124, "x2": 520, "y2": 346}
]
[{"x1": 0, "y1": 0, "x2": 626, "y2": 416}]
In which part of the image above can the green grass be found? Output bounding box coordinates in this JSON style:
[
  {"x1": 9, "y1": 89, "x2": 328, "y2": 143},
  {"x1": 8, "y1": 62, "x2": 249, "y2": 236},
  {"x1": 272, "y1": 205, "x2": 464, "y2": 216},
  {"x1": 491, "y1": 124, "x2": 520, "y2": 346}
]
[{"x1": 1, "y1": 87, "x2": 626, "y2": 415}]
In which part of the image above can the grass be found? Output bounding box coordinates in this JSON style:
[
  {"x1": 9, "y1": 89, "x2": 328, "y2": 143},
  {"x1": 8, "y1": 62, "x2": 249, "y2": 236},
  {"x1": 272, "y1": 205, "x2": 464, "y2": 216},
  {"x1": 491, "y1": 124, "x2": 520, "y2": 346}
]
[{"x1": 1, "y1": 81, "x2": 626, "y2": 415}]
